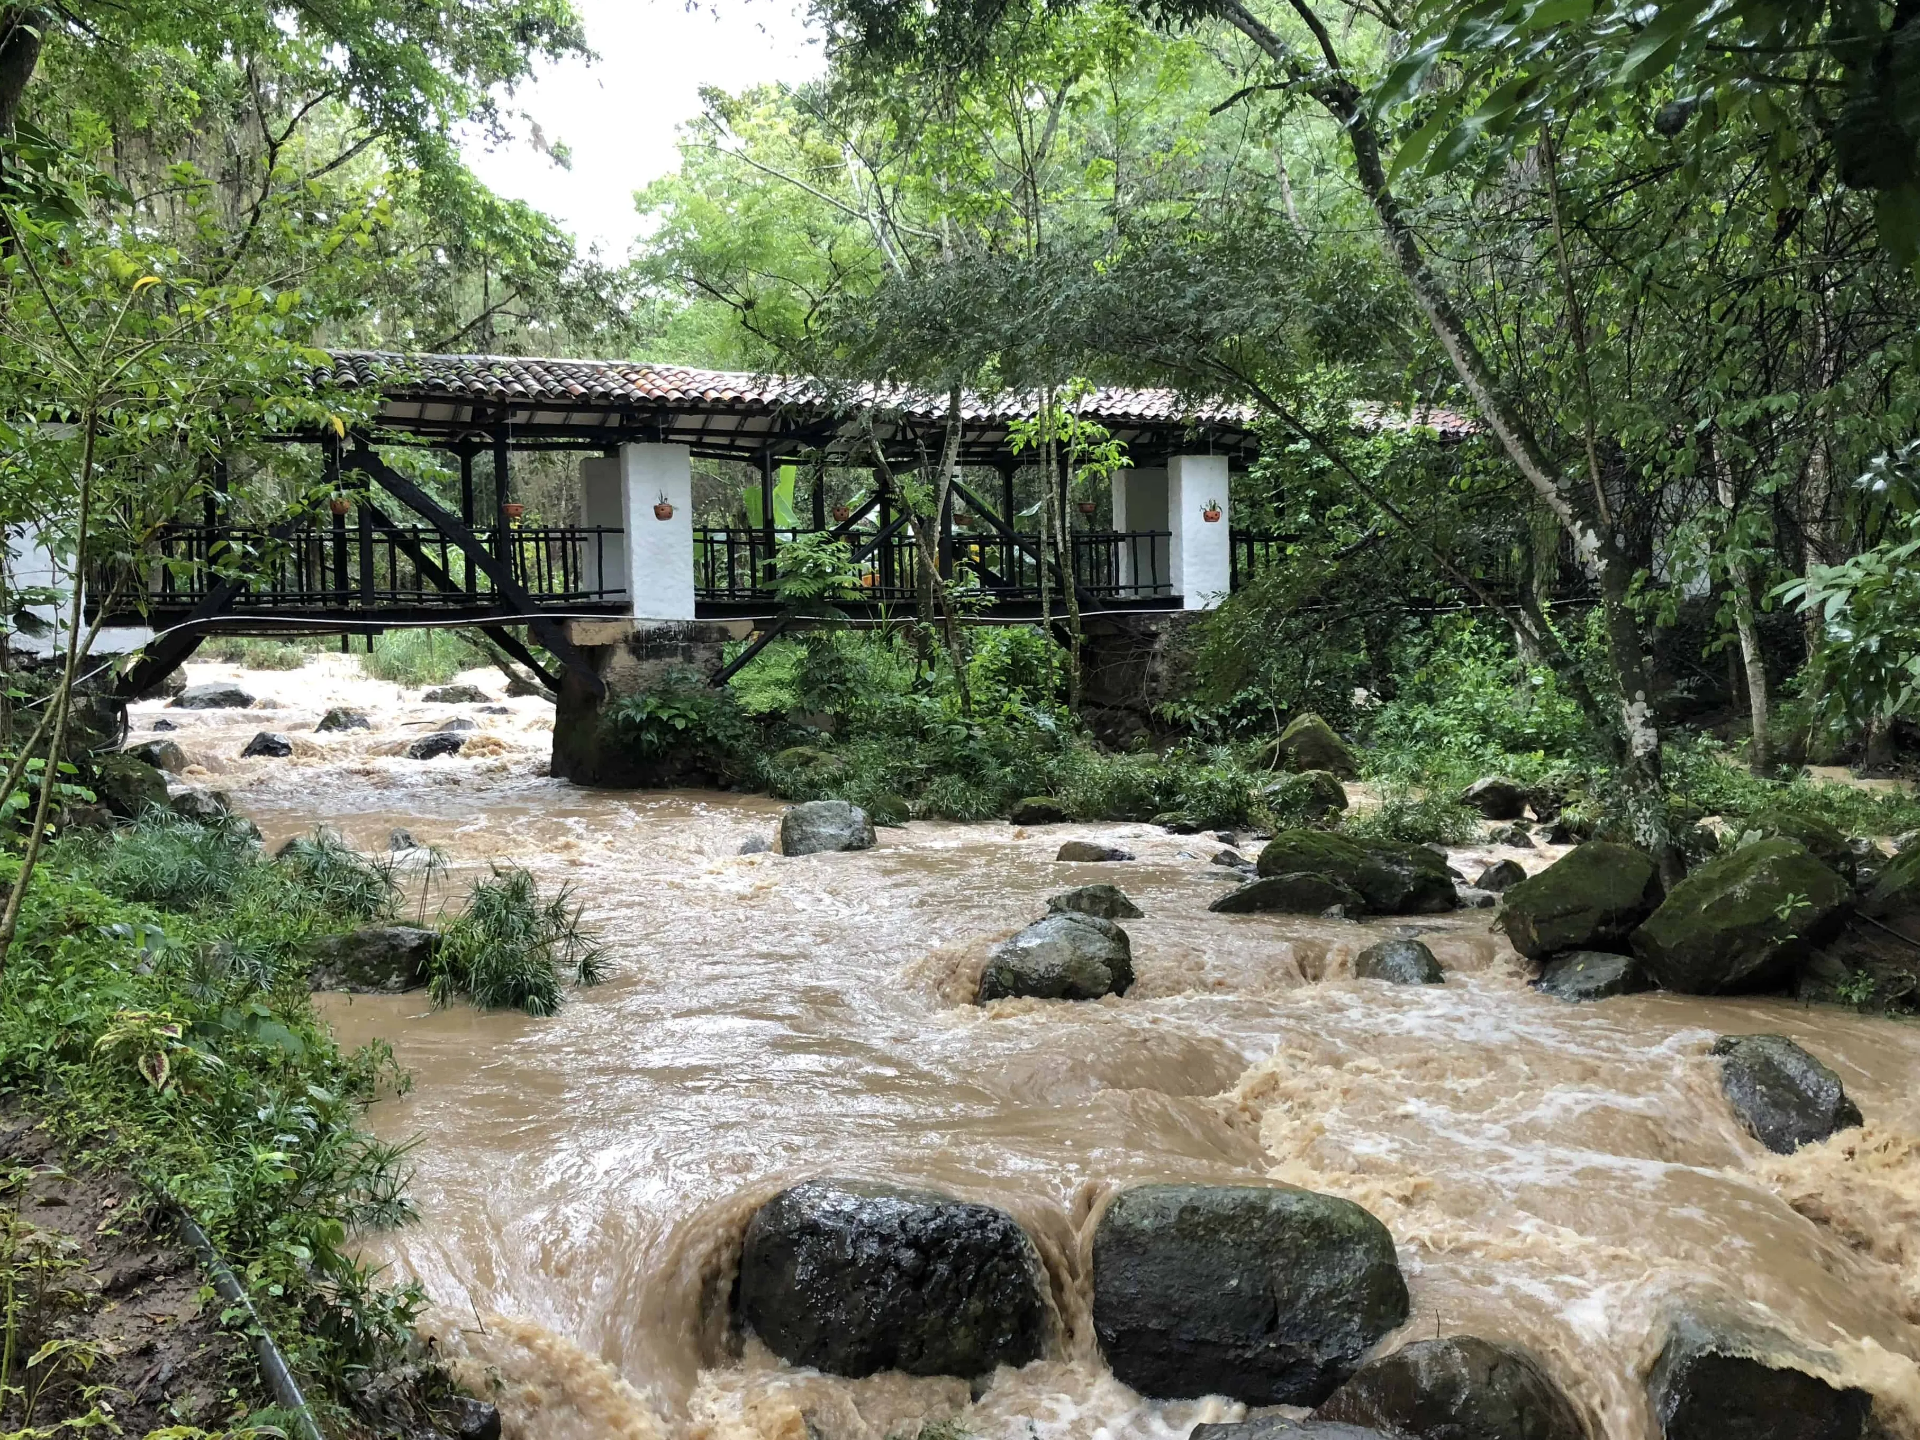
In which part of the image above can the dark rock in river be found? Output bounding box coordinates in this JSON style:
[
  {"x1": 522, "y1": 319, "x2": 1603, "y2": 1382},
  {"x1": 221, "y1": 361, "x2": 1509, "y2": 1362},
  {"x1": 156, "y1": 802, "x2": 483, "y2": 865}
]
[
  {"x1": 1009, "y1": 796, "x2": 1074, "y2": 825},
  {"x1": 1532, "y1": 950, "x2": 1649, "y2": 1002},
  {"x1": 1047, "y1": 883, "x2": 1143, "y2": 920},
  {"x1": 1211, "y1": 848, "x2": 1254, "y2": 871},
  {"x1": 434, "y1": 1396, "x2": 501, "y2": 1440},
  {"x1": 1315, "y1": 1336, "x2": 1585, "y2": 1440},
  {"x1": 91, "y1": 754, "x2": 168, "y2": 819},
  {"x1": 505, "y1": 675, "x2": 545, "y2": 698},
  {"x1": 1092, "y1": 1183, "x2": 1409, "y2": 1406},
  {"x1": 149, "y1": 718, "x2": 177, "y2": 731},
  {"x1": 1056, "y1": 840, "x2": 1134, "y2": 862},
  {"x1": 315, "y1": 707, "x2": 371, "y2": 733},
  {"x1": 171, "y1": 682, "x2": 254, "y2": 710},
  {"x1": 1802, "y1": 844, "x2": 1920, "y2": 1006},
  {"x1": 779, "y1": 799, "x2": 876, "y2": 856},
  {"x1": 1486, "y1": 823, "x2": 1534, "y2": 848},
  {"x1": 1210, "y1": 873, "x2": 1365, "y2": 915},
  {"x1": 1712, "y1": 1034, "x2": 1862, "y2": 1154},
  {"x1": 977, "y1": 912, "x2": 1133, "y2": 1001},
  {"x1": 1271, "y1": 713, "x2": 1360, "y2": 779},
  {"x1": 1151, "y1": 811, "x2": 1204, "y2": 834},
  {"x1": 169, "y1": 788, "x2": 232, "y2": 826},
  {"x1": 736, "y1": 1178, "x2": 1048, "y2": 1379},
  {"x1": 406, "y1": 731, "x2": 466, "y2": 760},
  {"x1": 1476, "y1": 858, "x2": 1527, "y2": 893},
  {"x1": 1648, "y1": 1305, "x2": 1871, "y2": 1440},
  {"x1": 241, "y1": 731, "x2": 292, "y2": 759},
  {"x1": 1353, "y1": 938, "x2": 1443, "y2": 985},
  {"x1": 1256, "y1": 831, "x2": 1455, "y2": 915},
  {"x1": 436, "y1": 717, "x2": 477, "y2": 732},
  {"x1": 307, "y1": 925, "x2": 438, "y2": 993},
  {"x1": 1631, "y1": 840, "x2": 1851, "y2": 994},
  {"x1": 422, "y1": 684, "x2": 490, "y2": 704},
  {"x1": 1495, "y1": 841, "x2": 1661, "y2": 960},
  {"x1": 1454, "y1": 885, "x2": 1499, "y2": 909},
  {"x1": 738, "y1": 835, "x2": 771, "y2": 855},
  {"x1": 1458, "y1": 777, "x2": 1527, "y2": 821},
  {"x1": 125, "y1": 738, "x2": 188, "y2": 774},
  {"x1": 1194, "y1": 1423, "x2": 1391, "y2": 1440}
]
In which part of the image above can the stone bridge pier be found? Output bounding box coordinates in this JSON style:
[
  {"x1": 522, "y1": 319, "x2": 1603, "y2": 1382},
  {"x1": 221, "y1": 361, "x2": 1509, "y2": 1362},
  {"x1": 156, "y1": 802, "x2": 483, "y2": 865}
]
[{"x1": 550, "y1": 616, "x2": 748, "y2": 786}]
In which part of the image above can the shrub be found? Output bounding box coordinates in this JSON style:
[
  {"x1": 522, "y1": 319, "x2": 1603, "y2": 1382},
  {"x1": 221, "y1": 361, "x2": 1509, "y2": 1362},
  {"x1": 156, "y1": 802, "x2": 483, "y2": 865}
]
[
  {"x1": 198, "y1": 635, "x2": 318, "y2": 670},
  {"x1": 273, "y1": 828, "x2": 403, "y2": 922},
  {"x1": 430, "y1": 866, "x2": 604, "y2": 1016},
  {"x1": 85, "y1": 810, "x2": 260, "y2": 909},
  {"x1": 1342, "y1": 784, "x2": 1481, "y2": 845},
  {"x1": 359, "y1": 629, "x2": 480, "y2": 687}
]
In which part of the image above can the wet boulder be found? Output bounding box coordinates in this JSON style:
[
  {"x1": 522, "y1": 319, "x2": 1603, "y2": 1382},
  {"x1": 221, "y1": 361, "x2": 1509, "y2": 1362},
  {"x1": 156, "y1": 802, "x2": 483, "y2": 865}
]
[
  {"x1": 168, "y1": 788, "x2": 232, "y2": 826},
  {"x1": 1532, "y1": 950, "x2": 1649, "y2": 1002},
  {"x1": 1487, "y1": 824, "x2": 1534, "y2": 848},
  {"x1": 422, "y1": 684, "x2": 490, "y2": 704},
  {"x1": 1353, "y1": 938, "x2": 1443, "y2": 985},
  {"x1": 1056, "y1": 840, "x2": 1134, "y2": 862},
  {"x1": 1802, "y1": 846, "x2": 1920, "y2": 1005},
  {"x1": 315, "y1": 707, "x2": 371, "y2": 733},
  {"x1": 505, "y1": 674, "x2": 545, "y2": 698},
  {"x1": 171, "y1": 682, "x2": 254, "y2": 710},
  {"x1": 1047, "y1": 883, "x2": 1143, "y2": 920},
  {"x1": 1495, "y1": 841, "x2": 1661, "y2": 960},
  {"x1": 1458, "y1": 777, "x2": 1527, "y2": 821},
  {"x1": 1266, "y1": 770, "x2": 1350, "y2": 821},
  {"x1": 1712, "y1": 1034, "x2": 1862, "y2": 1154},
  {"x1": 241, "y1": 731, "x2": 292, "y2": 759},
  {"x1": 1151, "y1": 811, "x2": 1204, "y2": 834},
  {"x1": 436, "y1": 717, "x2": 477, "y2": 732},
  {"x1": 306, "y1": 926, "x2": 439, "y2": 993},
  {"x1": 1209, "y1": 873, "x2": 1364, "y2": 915},
  {"x1": 1256, "y1": 831, "x2": 1454, "y2": 915},
  {"x1": 736, "y1": 1178, "x2": 1048, "y2": 1379},
  {"x1": 1734, "y1": 809, "x2": 1856, "y2": 887},
  {"x1": 433, "y1": 1396, "x2": 500, "y2": 1440},
  {"x1": 977, "y1": 912, "x2": 1133, "y2": 1001},
  {"x1": 867, "y1": 792, "x2": 911, "y2": 827},
  {"x1": 1648, "y1": 1306, "x2": 1871, "y2": 1440},
  {"x1": 738, "y1": 835, "x2": 771, "y2": 855},
  {"x1": 1455, "y1": 885, "x2": 1498, "y2": 909},
  {"x1": 125, "y1": 738, "x2": 188, "y2": 774},
  {"x1": 1315, "y1": 1336, "x2": 1585, "y2": 1440},
  {"x1": 1092, "y1": 1183, "x2": 1409, "y2": 1406},
  {"x1": 91, "y1": 753, "x2": 168, "y2": 819},
  {"x1": 779, "y1": 799, "x2": 876, "y2": 856},
  {"x1": 149, "y1": 718, "x2": 178, "y2": 732},
  {"x1": 406, "y1": 731, "x2": 466, "y2": 760},
  {"x1": 1631, "y1": 840, "x2": 1852, "y2": 994},
  {"x1": 1476, "y1": 859, "x2": 1527, "y2": 892},
  {"x1": 1010, "y1": 796, "x2": 1075, "y2": 825},
  {"x1": 1272, "y1": 713, "x2": 1360, "y2": 779},
  {"x1": 1194, "y1": 1423, "x2": 1391, "y2": 1440},
  {"x1": 1211, "y1": 848, "x2": 1255, "y2": 872}
]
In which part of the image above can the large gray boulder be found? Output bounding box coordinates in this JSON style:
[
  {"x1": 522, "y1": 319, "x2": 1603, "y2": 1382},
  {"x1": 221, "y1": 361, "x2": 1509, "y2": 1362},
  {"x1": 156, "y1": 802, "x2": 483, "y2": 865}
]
[
  {"x1": 977, "y1": 913, "x2": 1133, "y2": 1001},
  {"x1": 1314, "y1": 1336, "x2": 1585, "y2": 1440},
  {"x1": 241, "y1": 731, "x2": 292, "y2": 758},
  {"x1": 1092, "y1": 1183, "x2": 1409, "y2": 1406},
  {"x1": 1631, "y1": 840, "x2": 1852, "y2": 994},
  {"x1": 1255, "y1": 831, "x2": 1454, "y2": 915},
  {"x1": 1648, "y1": 1306, "x2": 1871, "y2": 1440},
  {"x1": 125, "y1": 738, "x2": 188, "y2": 774},
  {"x1": 1495, "y1": 841, "x2": 1661, "y2": 960},
  {"x1": 406, "y1": 731, "x2": 466, "y2": 760},
  {"x1": 91, "y1": 754, "x2": 169, "y2": 819},
  {"x1": 1265, "y1": 770, "x2": 1350, "y2": 821},
  {"x1": 1353, "y1": 938, "x2": 1443, "y2": 985},
  {"x1": 306, "y1": 926, "x2": 439, "y2": 993},
  {"x1": 1009, "y1": 796, "x2": 1074, "y2": 825},
  {"x1": 1475, "y1": 859, "x2": 1527, "y2": 893},
  {"x1": 735, "y1": 1178, "x2": 1048, "y2": 1379},
  {"x1": 1047, "y1": 883, "x2": 1143, "y2": 920},
  {"x1": 1056, "y1": 840, "x2": 1134, "y2": 862},
  {"x1": 422, "y1": 684, "x2": 490, "y2": 704},
  {"x1": 779, "y1": 800, "x2": 876, "y2": 856},
  {"x1": 1532, "y1": 950, "x2": 1648, "y2": 1002},
  {"x1": 171, "y1": 682, "x2": 254, "y2": 709},
  {"x1": 1458, "y1": 777, "x2": 1527, "y2": 821},
  {"x1": 1712, "y1": 1034, "x2": 1862, "y2": 1154},
  {"x1": 1209, "y1": 873, "x2": 1364, "y2": 915}
]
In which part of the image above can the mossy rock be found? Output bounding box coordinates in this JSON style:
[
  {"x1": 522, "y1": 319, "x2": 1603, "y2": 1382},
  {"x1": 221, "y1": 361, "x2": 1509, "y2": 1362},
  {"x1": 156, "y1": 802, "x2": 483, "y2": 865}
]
[
  {"x1": 771, "y1": 745, "x2": 843, "y2": 777},
  {"x1": 1009, "y1": 796, "x2": 1075, "y2": 825},
  {"x1": 1734, "y1": 809, "x2": 1855, "y2": 885},
  {"x1": 866, "y1": 792, "x2": 911, "y2": 826},
  {"x1": 1270, "y1": 714, "x2": 1359, "y2": 780},
  {"x1": 1209, "y1": 873, "x2": 1364, "y2": 915},
  {"x1": 1632, "y1": 839, "x2": 1852, "y2": 994},
  {"x1": 1151, "y1": 811, "x2": 1204, "y2": 834},
  {"x1": 91, "y1": 754, "x2": 168, "y2": 820},
  {"x1": 1495, "y1": 841, "x2": 1661, "y2": 960},
  {"x1": 1254, "y1": 831, "x2": 1453, "y2": 915},
  {"x1": 1265, "y1": 770, "x2": 1349, "y2": 822}
]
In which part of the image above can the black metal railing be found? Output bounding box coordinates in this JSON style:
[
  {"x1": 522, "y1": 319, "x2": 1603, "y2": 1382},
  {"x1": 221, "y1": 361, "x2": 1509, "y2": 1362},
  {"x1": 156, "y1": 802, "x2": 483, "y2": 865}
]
[
  {"x1": 1230, "y1": 526, "x2": 1596, "y2": 601},
  {"x1": 694, "y1": 526, "x2": 1174, "y2": 605}
]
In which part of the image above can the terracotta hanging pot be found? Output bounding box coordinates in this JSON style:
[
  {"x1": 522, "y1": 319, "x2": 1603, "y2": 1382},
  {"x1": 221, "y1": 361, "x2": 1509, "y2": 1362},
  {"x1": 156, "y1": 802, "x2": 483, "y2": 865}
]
[
  {"x1": 328, "y1": 496, "x2": 351, "y2": 516},
  {"x1": 502, "y1": 503, "x2": 526, "y2": 522},
  {"x1": 1202, "y1": 505, "x2": 1222, "y2": 523},
  {"x1": 653, "y1": 501, "x2": 676, "y2": 521},
  {"x1": 831, "y1": 504, "x2": 852, "y2": 523},
  {"x1": 1077, "y1": 501, "x2": 1097, "y2": 516}
]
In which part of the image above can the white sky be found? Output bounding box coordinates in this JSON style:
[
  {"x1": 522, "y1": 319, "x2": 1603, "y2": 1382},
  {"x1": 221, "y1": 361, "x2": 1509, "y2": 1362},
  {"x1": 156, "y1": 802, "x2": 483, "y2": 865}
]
[{"x1": 461, "y1": 0, "x2": 825, "y2": 259}]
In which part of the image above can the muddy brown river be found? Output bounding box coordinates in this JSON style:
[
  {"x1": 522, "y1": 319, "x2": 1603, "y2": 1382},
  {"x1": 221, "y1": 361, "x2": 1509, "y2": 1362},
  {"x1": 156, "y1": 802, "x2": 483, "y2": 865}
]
[{"x1": 133, "y1": 655, "x2": 1920, "y2": 1440}]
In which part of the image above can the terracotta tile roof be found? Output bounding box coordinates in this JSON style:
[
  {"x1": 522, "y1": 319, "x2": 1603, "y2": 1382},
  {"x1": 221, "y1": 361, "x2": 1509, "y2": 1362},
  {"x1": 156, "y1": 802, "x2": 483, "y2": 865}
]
[{"x1": 324, "y1": 350, "x2": 1480, "y2": 441}]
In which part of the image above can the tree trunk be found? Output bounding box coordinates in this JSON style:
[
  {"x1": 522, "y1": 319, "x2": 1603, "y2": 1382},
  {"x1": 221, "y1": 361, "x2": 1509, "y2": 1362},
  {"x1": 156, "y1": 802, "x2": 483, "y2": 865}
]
[
  {"x1": 0, "y1": 8, "x2": 46, "y2": 139},
  {"x1": 1712, "y1": 446, "x2": 1771, "y2": 774}
]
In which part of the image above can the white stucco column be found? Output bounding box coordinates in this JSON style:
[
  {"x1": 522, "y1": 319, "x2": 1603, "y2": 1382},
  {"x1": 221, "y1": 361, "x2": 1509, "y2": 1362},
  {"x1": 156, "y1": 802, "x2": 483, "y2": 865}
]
[
  {"x1": 578, "y1": 456, "x2": 629, "y2": 602},
  {"x1": 1167, "y1": 453, "x2": 1230, "y2": 609},
  {"x1": 1111, "y1": 467, "x2": 1170, "y2": 596},
  {"x1": 618, "y1": 442, "x2": 694, "y2": 620}
]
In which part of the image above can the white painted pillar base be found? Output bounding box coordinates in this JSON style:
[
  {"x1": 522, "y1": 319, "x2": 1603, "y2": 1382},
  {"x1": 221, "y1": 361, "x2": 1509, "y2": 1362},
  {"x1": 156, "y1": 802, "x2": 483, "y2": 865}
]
[
  {"x1": 1111, "y1": 467, "x2": 1170, "y2": 596},
  {"x1": 1167, "y1": 454, "x2": 1230, "y2": 609},
  {"x1": 578, "y1": 457, "x2": 629, "y2": 602},
  {"x1": 618, "y1": 443, "x2": 694, "y2": 621}
]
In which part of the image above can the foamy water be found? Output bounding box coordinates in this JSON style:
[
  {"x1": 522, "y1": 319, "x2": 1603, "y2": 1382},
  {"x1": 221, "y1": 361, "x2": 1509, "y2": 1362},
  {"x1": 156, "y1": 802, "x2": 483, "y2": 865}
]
[{"x1": 130, "y1": 655, "x2": 1920, "y2": 1439}]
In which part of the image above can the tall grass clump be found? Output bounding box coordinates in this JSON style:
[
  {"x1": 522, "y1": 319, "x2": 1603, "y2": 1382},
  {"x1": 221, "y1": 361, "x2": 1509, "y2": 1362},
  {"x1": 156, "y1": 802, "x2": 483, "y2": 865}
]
[
  {"x1": 273, "y1": 827, "x2": 403, "y2": 922},
  {"x1": 199, "y1": 635, "x2": 319, "y2": 670},
  {"x1": 430, "y1": 865, "x2": 604, "y2": 1016},
  {"x1": 360, "y1": 628, "x2": 477, "y2": 687},
  {"x1": 84, "y1": 810, "x2": 261, "y2": 909}
]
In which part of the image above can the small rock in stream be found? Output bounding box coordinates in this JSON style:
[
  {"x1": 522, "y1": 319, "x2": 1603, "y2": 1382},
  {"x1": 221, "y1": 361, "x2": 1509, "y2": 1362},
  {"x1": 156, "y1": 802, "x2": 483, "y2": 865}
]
[
  {"x1": 1353, "y1": 938, "x2": 1443, "y2": 985},
  {"x1": 435, "y1": 1396, "x2": 501, "y2": 1440},
  {"x1": 1458, "y1": 776, "x2": 1528, "y2": 820},
  {"x1": 169, "y1": 789, "x2": 232, "y2": 826},
  {"x1": 406, "y1": 732, "x2": 466, "y2": 760},
  {"x1": 171, "y1": 682, "x2": 254, "y2": 709},
  {"x1": 307, "y1": 926, "x2": 439, "y2": 993},
  {"x1": 1211, "y1": 848, "x2": 1255, "y2": 871},
  {"x1": 125, "y1": 738, "x2": 188, "y2": 774},
  {"x1": 738, "y1": 835, "x2": 771, "y2": 855},
  {"x1": 1454, "y1": 885, "x2": 1498, "y2": 909},
  {"x1": 436, "y1": 717, "x2": 477, "y2": 732},
  {"x1": 1008, "y1": 796, "x2": 1074, "y2": 825},
  {"x1": 240, "y1": 731, "x2": 292, "y2": 759},
  {"x1": 1648, "y1": 1305, "x2": 1871, "y2": 1440},
  {"x1": 150, "y1": 717, "x2": 178, "y2": 732},
  {"x1": 315, "y1": 707, "x2": 371, "y2": 733},
  {"x1": 1047, "y1": 883, "x2": 1143, "y2": 920},
  {"x1": 1315, "y1": 1335, "x2": 1585, "y2": 1440},
  {"x1": 1475, "y1": 858, "x2": 1527, "y2": 892},
  {"x1": 1712, "y1": 1034, "x2": 1862, "y2": 1154},
  {"x1": 422, "y1": 684, "x2": 490, "y2": 704},
  {"x1": 1486, "y1": 822, "x2": 1533, "y2": 847},
  {"x1": 1056, "y1": 840, "x2": 1133, "y2": 862},
  {"x1": 389, "y1": 829, "x2": 419, "y2": 851},
  {"x1": 1211, "y1": 873, "x2": 1364, "y2": 915},
  {"x1": 978, "y1": 912, "x2": 1133, "y2": 1001},
  {"x1": 1532, "y1": 950, "x2": 1648, "y2": 1002},
  {"x1": 736, "y1": 1178, "x2": 1049, "y2": 1379}
]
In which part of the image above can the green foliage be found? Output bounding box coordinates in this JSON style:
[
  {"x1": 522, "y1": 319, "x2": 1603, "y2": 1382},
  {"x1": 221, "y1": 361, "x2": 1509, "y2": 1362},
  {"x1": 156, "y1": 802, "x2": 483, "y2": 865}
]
[
  {"x1": 271, "y1": 829, "x2": 403, "y2": 924},
  {"x1": 430, "y1": 867, "x2": 604, "y2": 1016},
  {"x1": 1342, "y1": 786, "x2": 1481, "y2": 846},
  {"x1": 1663, "y1": 735, "x2": 1920, "y2": 837},
  {"x1": 358, "y1": 630, "x2": 479, "y2": 688},
  {"x1": 197, "y1": 636, "x2": 318, "y2": 671}
]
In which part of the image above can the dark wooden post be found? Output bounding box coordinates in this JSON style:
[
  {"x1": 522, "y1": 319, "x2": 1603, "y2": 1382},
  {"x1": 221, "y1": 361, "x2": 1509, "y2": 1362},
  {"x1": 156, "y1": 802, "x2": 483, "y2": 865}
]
[
  {"x1": 876, "y1": 466, "x2": 893, "y2": 596},
  {"x1": 938, "y1": 475, "x2": 954, "y2": 579},
  {"x1": 326, "y1": 438, "x2": 348, "y2": 604},
  {"x1": 357, "y1": 497, "x2": 375, "y2": 609},
  {"x1": 999, "y1": 460, "x2": 1017, "y2": 591},
  {"x1": 460, "y1": 448, "x2": 477, "y2": 593},
  {"x1": 811, "y1": 455, "x2": 826, "y2": 532},
  {"x1": 760, "y1": 450, "x2": 777, "y2": 586},
  {"x1": 491, "y1": 426, "x2": 510, "y2": 583}
]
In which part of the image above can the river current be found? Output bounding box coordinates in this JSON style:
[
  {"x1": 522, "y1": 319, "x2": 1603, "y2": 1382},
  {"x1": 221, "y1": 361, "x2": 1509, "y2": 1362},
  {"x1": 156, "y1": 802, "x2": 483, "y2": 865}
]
[{"x1": 132, "y1": 654, "x2": 1920, "y2": 1440}]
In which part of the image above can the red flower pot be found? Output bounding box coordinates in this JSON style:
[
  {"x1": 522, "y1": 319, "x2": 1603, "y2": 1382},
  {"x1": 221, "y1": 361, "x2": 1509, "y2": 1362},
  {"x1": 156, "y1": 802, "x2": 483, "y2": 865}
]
[
  {"x1": 502, "y1": 503, "x2": 525, "y2": 522},
  {"x1": 653, "y1": 502, "x2": 675, "y2": 521},
  {"x1": 1202, "y1": 507, "x2": 1222, "y2": 523},
  {"x1": 328, "y1": 497, "x2": 351, "y2": 516}
]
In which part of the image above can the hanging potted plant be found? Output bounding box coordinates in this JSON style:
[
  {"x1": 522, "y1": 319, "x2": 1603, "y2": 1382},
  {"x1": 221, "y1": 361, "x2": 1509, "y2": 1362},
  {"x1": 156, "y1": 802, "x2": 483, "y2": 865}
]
[
  {"x1": 831, "y1": 503, "x2": 852, "y2": 523},
  {"x1": 1077, "y1": 499, "x2": 1098, "y2": 517},
  {"x1": 502, "y1": 502, "x2": 525, "y2": 523},
  {"x1": 653, "y1": 493, "x2": 676, "y2": 521},
  {"x1": 328, "y1": 496, "x2": 351, "y2": 516},
  {"x1": 1202, "y1": 499, "x2": 1222, "y2": 523}
]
